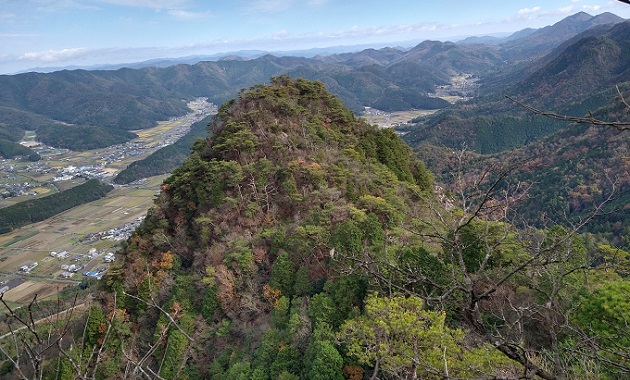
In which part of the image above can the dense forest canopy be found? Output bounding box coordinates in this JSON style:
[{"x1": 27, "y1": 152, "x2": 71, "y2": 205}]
[
  {"x1": 2, "y1": 77, "x2": 627, "y2": 380},
  {"x1": 0, "y1": 179, "x2": 113, "y2": 234},
  {"x1": 113, "y1": 116, "x2": 213, "y2": 184},
  {"x1": 1, "y1": 10, "x2": 630, "y2": 380}
]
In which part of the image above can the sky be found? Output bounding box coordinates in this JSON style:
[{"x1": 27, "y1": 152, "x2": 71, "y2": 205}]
[{"x1": 1, "y1": 0, "x2": 630, "y2": 74}]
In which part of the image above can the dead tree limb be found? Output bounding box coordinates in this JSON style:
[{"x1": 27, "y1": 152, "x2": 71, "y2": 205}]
[{"x1": 505, "y1": 95, "x2": 630, "y2": 131}]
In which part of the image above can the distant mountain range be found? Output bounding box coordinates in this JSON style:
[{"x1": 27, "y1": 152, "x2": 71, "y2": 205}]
[
  {"x1": 499, "y1": 11, "x2": 624, "y2": 61},
  {"x1": 14, "y1": 44, "x2": 405, "y2": 75},
  {"x1": 0, "y1": 11, "x2": 625, "y2": 155},
  {"x1": 0, "y1": 10, "x2": 627, "y2": 252},
  {"x1": 405, "y1": 15, "x2": 630, "y2": 154},
  {"x1": 400, "y1": 13, "x2": 630, "y2": 243},
  {"x1": 16, "y1": 12, "x2": 623, "y2": 75}
]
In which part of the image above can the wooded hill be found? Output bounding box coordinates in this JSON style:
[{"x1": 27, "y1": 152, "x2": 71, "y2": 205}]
[
  {"x1": 0, "y1": 179, "x2": 113, "y2": 233},
  {"x1": 4, "y1": 78, "x2": 627, "y2": 380},
  {"x1": 0, "y1": 139, "x2": 40, "y2": 161},
  {"x1": 0, "y1": 12, "x2": 621, "y2": 151},
  {"x1": 113, "y1": 116, "x2": 213, "y2": 184},
  {"x1": 405, "y1": 19, "x2": 630, "y2": 154}
]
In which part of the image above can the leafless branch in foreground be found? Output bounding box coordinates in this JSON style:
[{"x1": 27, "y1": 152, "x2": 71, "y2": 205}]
[{"x1": 505, "y1": 95, "x2": 630, "y2": 131}]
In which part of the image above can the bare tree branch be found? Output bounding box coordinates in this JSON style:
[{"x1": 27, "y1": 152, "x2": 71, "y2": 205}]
[
  {"x1": 123, "y1": 291, "x2": 194, "y2": 343},
  {"x1": 616, "y1": 85, "x2": 630, "y2": 109},
  {"x1": 505, "y1": 95, "x2": 630, "y2": 131}
]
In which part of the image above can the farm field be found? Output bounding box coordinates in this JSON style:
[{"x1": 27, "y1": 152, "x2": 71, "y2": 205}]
[
  {"x1": 363, "y1": 109, "x2": 438, "y2": 128},
  {"x1": 0, "y1": 100, "x2": 215, "y2": 308},
  {"x1": 0, "y1": 99, "x2": 215, "y2": 207},
  {"x1": 0, "y1": 175, "x2": 165, "y2": 308},
  {"x1": 1, "y1": 280, "x2": 73, "y2": 304}
]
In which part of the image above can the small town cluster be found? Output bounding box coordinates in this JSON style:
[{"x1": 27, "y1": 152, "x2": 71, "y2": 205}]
[{"x1": 14, "y1": 248, "x2": 116, "y2": 282}]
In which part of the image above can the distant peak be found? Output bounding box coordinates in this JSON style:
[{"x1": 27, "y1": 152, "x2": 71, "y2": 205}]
[
  {"x1": 218, "y1": 55, "x2": 247, "y2": 61},
  {"x1": 568, "y1": 11, "x2": 592, "y2": 19},
  {"x1": 591, "y1": 12, "x2": 625, "y2": 23}
]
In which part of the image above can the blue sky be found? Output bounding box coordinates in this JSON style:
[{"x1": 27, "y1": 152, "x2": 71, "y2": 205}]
[{"x1": 1, "y1": 0, "x2": 629, "y2": 74}]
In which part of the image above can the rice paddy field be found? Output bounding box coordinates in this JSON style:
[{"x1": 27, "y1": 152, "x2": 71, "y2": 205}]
[
  {"x1": 0, "y1": 99, "x2": 215, "y2": 309},
  {"x1": 362, "y1": 109, "x2": 438, "y2": 128},
  {"x1": 0, "y1": 175, "x2": 165, "y2": 308}
]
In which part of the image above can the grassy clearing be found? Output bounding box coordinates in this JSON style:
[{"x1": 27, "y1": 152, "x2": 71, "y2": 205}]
[
  {"x1": 2, "y1": 280, "x2": 72, "y2": 304},
  {"x1": 440, "y1": 95, "x2": 462, "y2": 103},
  {"x1": 363, "y1": 109, "x2": 438, "y2": 128},
  {"x1": 1, "y1": 231, "x2": 39, "y2": 247},
  {"x1": 31, "y1": 186, "x2": 52, "y2": 195},
  {"x1": 132, "y1": 120, "x2": 179, "y2": 140}
]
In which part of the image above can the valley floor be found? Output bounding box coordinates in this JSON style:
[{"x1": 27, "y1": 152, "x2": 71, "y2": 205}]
[{"x1": 0, "y1": 101, "x2": 216, "y2": 309}]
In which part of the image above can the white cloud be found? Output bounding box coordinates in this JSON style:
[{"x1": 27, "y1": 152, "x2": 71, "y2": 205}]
[
  {"x1": 245, "y1": 0, "x2": 296, "y2": 13},
  {"x1": 28, "y1": 0, "x2": 100, "y2": 12},
  {"x1": 19, "y1": 48, "x2": 88, "y2": 62},
  {"x1": 273, "y1": 30, "x2": 292, "y2": 40},
  {"x1": 175, "y1": 22, "x2": 437, "y2": 54},
  {"x1": 582, "y1": 5, "x2": 601, "y2": 11},
  {"x1": 167, "y1": 9, "x2": 211, "y2": 20},
  {"x1": 243, "y1": 0, "x2": 328, "y2": 14},
  {"x1": 325, "y1": 22, "x2": 449, "y2": 40},
  {"x1": 517, "y1": 6, "x2": 541, "y2": 15},
  {"x1": 98, "y1": 0, "x2": 190, "y2": 9}
]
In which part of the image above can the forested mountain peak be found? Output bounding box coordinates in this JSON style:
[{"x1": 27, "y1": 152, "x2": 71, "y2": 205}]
[
  {"x1": 77, "y1": 76, "x2": 630, "y2": 380},
  {"x1": 124, "y1": 75, "x2": 433, "y2": 277},
  {"x1": 499, "y1": 11, "x2": 625, "y2": 61},
  {"x1": 101, "y1": 76, "x2": 435, "y2": 378},
  {"x1": 406, "y1": 19, "x2": 630, "y2": 154}
]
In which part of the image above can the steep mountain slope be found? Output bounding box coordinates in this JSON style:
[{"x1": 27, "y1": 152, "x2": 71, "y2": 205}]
[
  {"x1": 0, "y1": 52, "x2": 450, "y2": 150},
  {"x1": 405, "y1": 20, "x2": 630, "y2": 154},
  {"x1": 480, "y1": 23, "x2": 619, "y2": 94},
  {"x1": 499, "y1": 11, "x2": 624, "y2": 61},
  {"x1": 507, "y1": 124, "x2": 629, "y2": 243},
  {"x1": 480, "y1": 12, "x2": 626, "y2": 94},
  {"x1": 514, "y1": 21, "x2": 630, "y2": 108},
  {"x1": 493, "y1": 92, "x2": 630, "y2": 243},
  {"x1": 74, "y1": 77, "x2": 630, "y2": 380},
  {"x1": 104, "y1": 77, "x2": 434, "y2": 378},
  {"x1": 414, "y1": 85, "x2": 630, "y2": 244}
]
